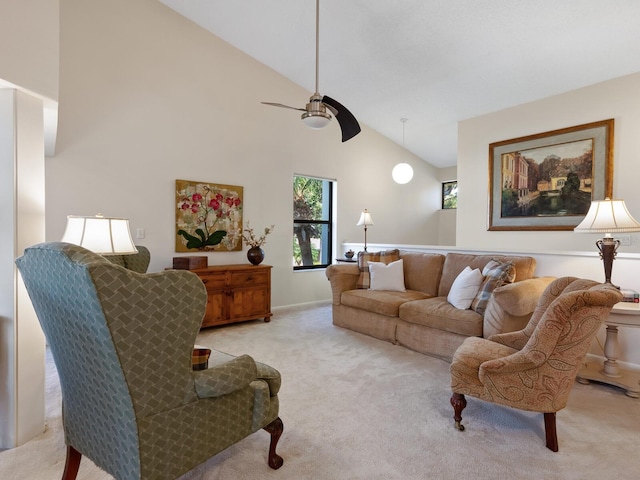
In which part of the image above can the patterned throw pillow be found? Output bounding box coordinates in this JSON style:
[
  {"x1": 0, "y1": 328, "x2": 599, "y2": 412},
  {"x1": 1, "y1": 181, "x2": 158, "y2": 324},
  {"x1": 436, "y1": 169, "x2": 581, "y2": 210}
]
[
  {"x1": 357, "y1": 249, "x2": 400, "y2": 289},
  {"x1": 471, "y1": 259, "x2": 516, "y2": 315}
]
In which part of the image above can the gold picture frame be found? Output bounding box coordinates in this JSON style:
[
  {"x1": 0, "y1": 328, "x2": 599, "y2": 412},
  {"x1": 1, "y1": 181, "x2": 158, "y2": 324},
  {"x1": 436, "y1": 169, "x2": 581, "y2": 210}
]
[{"x1": 488, "y1": 119, "x2": 614, "y2": 231}]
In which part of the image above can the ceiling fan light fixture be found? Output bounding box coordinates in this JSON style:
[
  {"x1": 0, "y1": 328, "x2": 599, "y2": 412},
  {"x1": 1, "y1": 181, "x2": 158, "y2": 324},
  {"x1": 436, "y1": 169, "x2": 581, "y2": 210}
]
[
  {"x1": 302, "y1": 94, "x2": 332, "y2": 129},
  {"x1": 301, "y1": 112, "x2": 332, "y2": 129}
]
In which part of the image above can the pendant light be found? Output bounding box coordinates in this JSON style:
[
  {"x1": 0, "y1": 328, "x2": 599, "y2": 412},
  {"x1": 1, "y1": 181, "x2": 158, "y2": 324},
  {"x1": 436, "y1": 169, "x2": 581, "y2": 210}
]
[{"x1": 392, "y1": 118, "x2": 414, "y2": 184}]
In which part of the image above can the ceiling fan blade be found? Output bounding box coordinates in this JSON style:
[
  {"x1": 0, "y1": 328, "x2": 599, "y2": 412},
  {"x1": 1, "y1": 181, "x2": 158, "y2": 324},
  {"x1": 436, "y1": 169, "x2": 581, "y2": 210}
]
[
  {"x1": 321, "y1": 96, "x2": 361, "y2": 142},
  {"x1": 261, "y1": 102, "x2": 306, "y2": 112}
]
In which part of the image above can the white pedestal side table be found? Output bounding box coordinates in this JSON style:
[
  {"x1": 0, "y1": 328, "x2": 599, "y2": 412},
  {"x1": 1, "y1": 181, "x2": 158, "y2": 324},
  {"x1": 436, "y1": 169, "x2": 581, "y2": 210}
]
[{"x1": 577, "y1": 302, "x2": 640, "y2": 398}]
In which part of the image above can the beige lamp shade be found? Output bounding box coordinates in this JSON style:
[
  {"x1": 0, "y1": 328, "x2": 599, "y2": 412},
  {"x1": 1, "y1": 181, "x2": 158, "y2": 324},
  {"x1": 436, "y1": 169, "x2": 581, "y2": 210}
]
[
  {"x1": 574, "y1": 198, "x2": 640, "y2": 285},
  {"x1": 62, "y1": 214, "x2": 138, "y2": 255},
  {"x1": 356, "y1": 209, "x2": 374, "y2": 226},
  {"x1": 574, "y1": 199, "x2": 640, "y2": 233}
]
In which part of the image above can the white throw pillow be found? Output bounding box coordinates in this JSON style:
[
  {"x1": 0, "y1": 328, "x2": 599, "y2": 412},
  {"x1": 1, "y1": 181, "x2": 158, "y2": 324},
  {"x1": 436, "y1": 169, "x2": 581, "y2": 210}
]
[
  {"x1": 368, "y1": 259, "x2": 406, "y2": 292},
  {"x1": 447, "y1": 266, "x2": 483, "y2": 309}
]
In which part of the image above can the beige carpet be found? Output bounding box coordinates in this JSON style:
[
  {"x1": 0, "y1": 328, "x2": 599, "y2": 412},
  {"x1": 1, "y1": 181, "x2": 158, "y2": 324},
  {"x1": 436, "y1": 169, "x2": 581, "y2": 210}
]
[{"x1": 1, "y1": 301, "x2": 639, "y2": 479}]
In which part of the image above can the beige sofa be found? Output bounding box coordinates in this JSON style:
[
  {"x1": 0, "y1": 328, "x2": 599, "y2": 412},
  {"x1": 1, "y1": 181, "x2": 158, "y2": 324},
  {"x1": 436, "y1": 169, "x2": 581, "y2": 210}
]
[{"x1": 326, "y1": 249, "x2": 554, "y2": 361}]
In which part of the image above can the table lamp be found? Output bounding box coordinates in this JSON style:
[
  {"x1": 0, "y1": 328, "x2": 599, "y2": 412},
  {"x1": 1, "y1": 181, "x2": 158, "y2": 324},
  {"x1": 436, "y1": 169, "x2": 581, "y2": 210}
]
[
  {"x1": 574, "y1": 198, "x2": 640, "y2": 285},
  {"x1": 61, "y1": 214, "x2": 138, "y2": 255},
  {"x1": 356, "y1": 209, "x2": 374, "y2": 252}
]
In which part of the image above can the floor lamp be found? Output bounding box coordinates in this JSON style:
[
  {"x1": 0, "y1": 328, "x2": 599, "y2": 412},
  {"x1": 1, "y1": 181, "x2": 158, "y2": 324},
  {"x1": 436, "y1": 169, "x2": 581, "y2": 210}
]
[
  {"x1": 574, "y1": 198, "x2": 640, "y2": 286},
  {"x1": 356, "y1": 209, "x2": 374, "y2": 252}
]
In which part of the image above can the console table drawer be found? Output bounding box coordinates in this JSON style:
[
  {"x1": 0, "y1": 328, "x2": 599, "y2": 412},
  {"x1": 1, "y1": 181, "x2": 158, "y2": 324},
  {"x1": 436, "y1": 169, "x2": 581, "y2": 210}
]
[
  {"x1": 197, "y1": 273, "x2": 227, "y2": 290},
  {"x1": 230, "y1": 270, "x2": 269, "y2": 287}
]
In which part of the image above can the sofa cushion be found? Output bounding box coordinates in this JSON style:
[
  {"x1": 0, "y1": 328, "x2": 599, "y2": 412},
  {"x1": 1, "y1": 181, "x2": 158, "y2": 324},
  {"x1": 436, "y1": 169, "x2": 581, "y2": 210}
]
[
  {"x1": 341, "y1": 289, "x2": 430, "y2": 317},
  {"x1": 399, "y1": 251, "x2": 445, "y2": 296},
  {"x1": 357, "y1": 249, "x2": 400, "y2": 289},
  {"x1": 369, "y1": 259, "x2": 406, "y2": 292},
  {"x1": 447, "y1": 266, "x2": 483, "y2": 309},
  {"x1": 471, "y1": 260, "x2": 516, "y2": 315},
  {"x1": 438, "y1": 253, "x2": 536, "y2": 297},
  {"x1": 399, "y1": 297, "x2": 484, "y2": 337}
]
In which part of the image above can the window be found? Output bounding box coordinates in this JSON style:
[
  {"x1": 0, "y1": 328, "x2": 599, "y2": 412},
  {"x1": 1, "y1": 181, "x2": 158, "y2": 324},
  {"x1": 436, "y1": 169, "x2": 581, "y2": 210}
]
[
  {"x1": 442, "y1": 181, "x2": 458, "y2": 209},
  {"x1": 293, "y1": 175, "x2": 333, "y2": 270}
]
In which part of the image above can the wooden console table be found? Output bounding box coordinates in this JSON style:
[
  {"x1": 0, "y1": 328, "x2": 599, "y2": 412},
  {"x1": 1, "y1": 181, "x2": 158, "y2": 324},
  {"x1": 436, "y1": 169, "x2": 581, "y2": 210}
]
[
  {"x1": 576, "y1": 302, "x2": 640, "y2": 398},
  {"x1": 192, "y1": 264, "x2": 272, "y2": 328}
]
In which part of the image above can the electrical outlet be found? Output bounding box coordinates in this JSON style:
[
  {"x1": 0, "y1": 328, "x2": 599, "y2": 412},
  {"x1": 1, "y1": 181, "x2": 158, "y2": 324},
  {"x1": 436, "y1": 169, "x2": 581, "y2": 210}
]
[{"x1": 619, "y1": 234, "x2": 631, "y2": 246}]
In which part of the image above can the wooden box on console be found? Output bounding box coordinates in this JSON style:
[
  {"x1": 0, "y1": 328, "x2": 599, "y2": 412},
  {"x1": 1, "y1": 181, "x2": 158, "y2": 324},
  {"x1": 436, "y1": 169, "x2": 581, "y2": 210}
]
[{"x1": 172, "y1": 256, "x2": 208, "y2": 270}]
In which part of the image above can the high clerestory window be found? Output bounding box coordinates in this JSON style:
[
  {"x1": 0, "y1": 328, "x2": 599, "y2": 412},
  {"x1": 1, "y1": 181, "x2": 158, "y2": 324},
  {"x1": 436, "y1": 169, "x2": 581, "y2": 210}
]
[
  {"x1": 293, "y1": 175, "x2": 333, "y2": 270},
  {"x1": 442, "y1": 181, "x2": 458, "y2": 209}
]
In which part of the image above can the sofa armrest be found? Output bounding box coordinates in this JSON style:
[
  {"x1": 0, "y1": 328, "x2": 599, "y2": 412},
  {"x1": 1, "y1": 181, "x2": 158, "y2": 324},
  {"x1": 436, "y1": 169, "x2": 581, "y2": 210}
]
[
  {"x1": 483, "y1": 277, "x2": 556, "y2": 338},
  {"x1": 488, "y1": 329, "x2": 530, "y2": 350},
  {"x1": 193, "y1": 354, "x2": 257, "y2": 398},
  {"x1": 326, "y1": 264, "x2": 360, "y2": 305},
  {"x1": 493, "y1": 277, "x2": 556, "y2": 315},
  {"x1": 479, "y1": 349, "x2": 542, "y2": 379}
]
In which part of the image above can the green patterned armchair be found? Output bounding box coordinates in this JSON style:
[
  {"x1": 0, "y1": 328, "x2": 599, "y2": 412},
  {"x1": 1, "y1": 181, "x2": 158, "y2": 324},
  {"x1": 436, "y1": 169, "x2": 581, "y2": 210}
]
[
  {"x1": 105, "y1": 245, "x2": 151, "y2": 273},
  {"x1": 449, "y1": 277, "x2": 621, "y2": 452},
  {"x1": 16, "y1": 242, "x2": 284, "y2": 479}
]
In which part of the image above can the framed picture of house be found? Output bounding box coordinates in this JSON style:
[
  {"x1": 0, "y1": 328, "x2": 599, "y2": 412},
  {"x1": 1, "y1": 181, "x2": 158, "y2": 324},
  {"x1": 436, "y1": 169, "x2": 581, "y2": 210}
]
[
  {"x1": 175, "y1": 179, "x2": 243, "y2": 252},
  {"x1": 488, "y1": 119, "x2": 614, "y2": 231}
]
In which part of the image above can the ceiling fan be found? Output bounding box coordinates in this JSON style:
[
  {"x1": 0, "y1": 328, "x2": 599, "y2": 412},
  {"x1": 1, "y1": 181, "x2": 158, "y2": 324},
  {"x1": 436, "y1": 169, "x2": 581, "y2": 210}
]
[{"x1": 262, "y1": 0, "x2": 361, "y2": 142}]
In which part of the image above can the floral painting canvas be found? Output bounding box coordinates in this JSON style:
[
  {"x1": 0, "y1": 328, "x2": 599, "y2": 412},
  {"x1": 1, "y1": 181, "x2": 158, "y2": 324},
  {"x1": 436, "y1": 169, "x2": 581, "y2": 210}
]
[{"x1": 175, "y1": 179, "x2": 243, "y2": 252}]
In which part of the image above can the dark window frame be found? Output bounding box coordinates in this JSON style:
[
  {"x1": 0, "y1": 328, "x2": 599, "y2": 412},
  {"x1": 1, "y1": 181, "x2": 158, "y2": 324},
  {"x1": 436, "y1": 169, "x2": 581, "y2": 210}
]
[{"x1": 293, "y1": 176, "x2": 334, "y2": 270}]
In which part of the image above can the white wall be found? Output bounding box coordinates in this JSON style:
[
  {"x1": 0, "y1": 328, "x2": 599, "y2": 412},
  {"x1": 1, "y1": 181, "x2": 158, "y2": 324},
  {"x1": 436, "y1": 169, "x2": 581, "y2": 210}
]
[
  {"x1": 458, "y1": 72, "x2": 640, "y2": 367},
  {"x1": 0, "y1": 89, "x2": 47, "y2": 448},
  {"x1": 458, "y1": 72, "x2": 640, "y2": 254},
  {"x1": 0, "y1": 0, "x2": 57, "y2": 449},
  {"x1": 0, "y1": 0, "x2": 59, "y2": 102},
  {"x1": 49, "y1": 0, "x2": 443, "y2": 307}
]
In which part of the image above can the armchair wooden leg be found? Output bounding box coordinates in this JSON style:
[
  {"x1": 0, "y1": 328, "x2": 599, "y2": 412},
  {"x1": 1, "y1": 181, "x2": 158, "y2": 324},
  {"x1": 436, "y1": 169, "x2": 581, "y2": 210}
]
[
  {"x1": 450, "y1": 392, "x2": 467, "y2": 432},
  {"x1": 544, "y1": 412, "x2": 559, "y2": 452},
  {"x1": 263, "y1": 417, "x2": 284, "y2": 470},
  {"x1": 62, "y1": 445, "x2": 82, "y2": 480}
]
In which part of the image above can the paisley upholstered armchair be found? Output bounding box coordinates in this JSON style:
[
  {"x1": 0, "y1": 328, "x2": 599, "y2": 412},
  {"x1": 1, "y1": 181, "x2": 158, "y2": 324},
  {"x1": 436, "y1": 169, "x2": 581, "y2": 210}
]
[
  {"x1": 449, "y1": 277, "x2": 621, "y2": 451},
  {"x1": 16, "y1": 242, "x2": 284, "y2": 479}
]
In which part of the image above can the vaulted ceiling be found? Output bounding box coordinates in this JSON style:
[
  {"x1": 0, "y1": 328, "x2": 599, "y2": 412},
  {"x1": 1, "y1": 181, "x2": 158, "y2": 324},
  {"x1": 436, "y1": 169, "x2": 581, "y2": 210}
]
[{"x1": 159, "y1": 0, "x2": 640, "y2": 168}]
